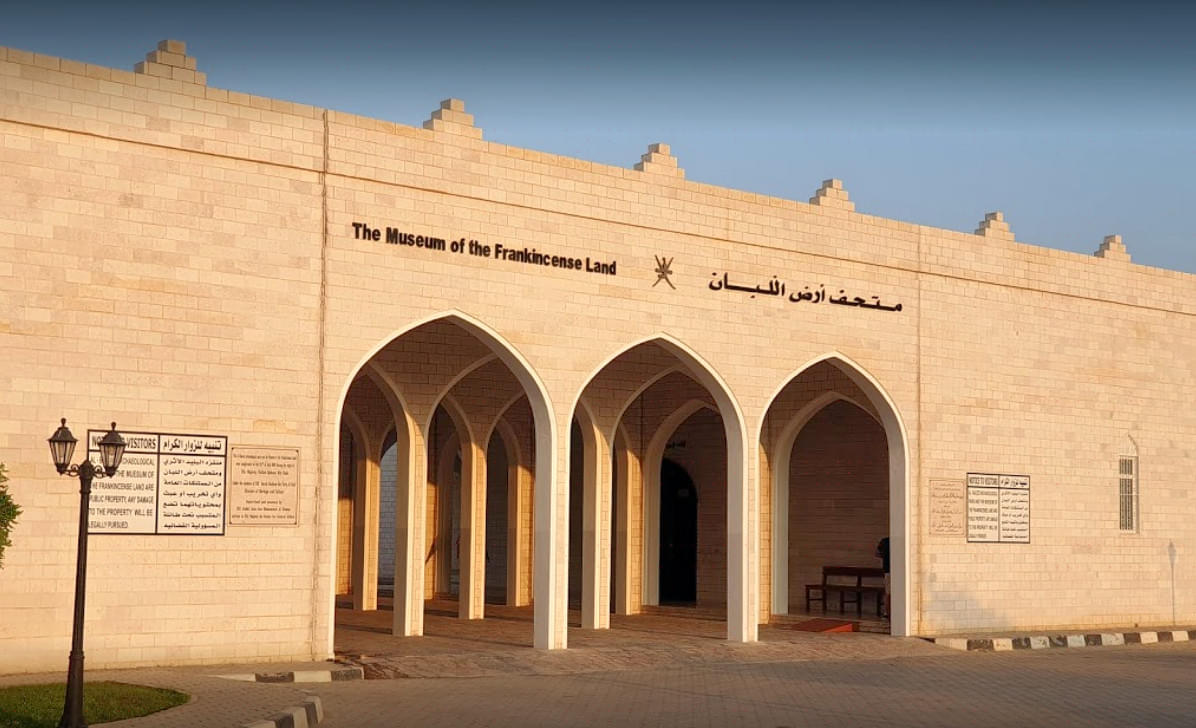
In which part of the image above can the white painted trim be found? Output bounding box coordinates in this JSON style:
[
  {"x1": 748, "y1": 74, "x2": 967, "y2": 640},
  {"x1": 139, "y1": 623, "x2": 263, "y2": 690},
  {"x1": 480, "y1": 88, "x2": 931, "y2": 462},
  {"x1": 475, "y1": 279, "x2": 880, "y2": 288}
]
[
  {"x1": 333, "y1": 310, "x2": 561, "y2": 648},
  {"x1": 572, "y1": 403, "x2": 610, "y2": 629},
  {"x1": 565, "y1": 333, "x2": 753, "y2": 642},
  {"x1": 757, "y1": 352, "x2": 912, "y2": 636}
]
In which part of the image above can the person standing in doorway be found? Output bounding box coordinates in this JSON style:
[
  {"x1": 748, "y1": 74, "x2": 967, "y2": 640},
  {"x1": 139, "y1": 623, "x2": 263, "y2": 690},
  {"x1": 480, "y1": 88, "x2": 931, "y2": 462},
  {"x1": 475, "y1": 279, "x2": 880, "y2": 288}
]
[{"x1": 876, "y1": 536, "x2": 890, "y2": 619}]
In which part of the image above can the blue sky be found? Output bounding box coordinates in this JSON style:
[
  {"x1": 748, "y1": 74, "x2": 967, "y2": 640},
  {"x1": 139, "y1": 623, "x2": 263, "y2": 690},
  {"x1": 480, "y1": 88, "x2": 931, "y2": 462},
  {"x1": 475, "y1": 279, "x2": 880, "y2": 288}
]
[{"x1": 4, "y1": 0, "x2": 1194, "y2": 273}]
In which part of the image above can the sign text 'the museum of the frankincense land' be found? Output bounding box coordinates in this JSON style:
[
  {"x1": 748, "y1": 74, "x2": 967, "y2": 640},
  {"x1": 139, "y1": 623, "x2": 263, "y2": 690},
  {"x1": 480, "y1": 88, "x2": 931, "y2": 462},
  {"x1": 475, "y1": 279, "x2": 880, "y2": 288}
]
[{"x1": 353, "y1": 222, "x2": 617, "y2": 275}]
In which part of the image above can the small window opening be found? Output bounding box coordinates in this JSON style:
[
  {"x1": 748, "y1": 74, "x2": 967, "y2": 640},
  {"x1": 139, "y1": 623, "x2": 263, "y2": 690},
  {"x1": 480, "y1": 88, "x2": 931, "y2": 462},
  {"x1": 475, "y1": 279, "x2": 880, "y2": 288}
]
[{"x1": 1119, "y1": 456, "x2": 1138, "y2": 532}]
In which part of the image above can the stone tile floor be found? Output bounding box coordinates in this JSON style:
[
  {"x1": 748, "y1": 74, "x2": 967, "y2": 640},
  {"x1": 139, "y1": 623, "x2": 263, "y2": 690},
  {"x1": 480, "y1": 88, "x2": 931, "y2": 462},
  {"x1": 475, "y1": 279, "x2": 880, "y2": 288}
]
[
  {"x1": 311, "y1": 642, "x2": 1196, "y2": 727},
  {"x1": 336, "y1": 597, "x2": 913, "y2": 680}
]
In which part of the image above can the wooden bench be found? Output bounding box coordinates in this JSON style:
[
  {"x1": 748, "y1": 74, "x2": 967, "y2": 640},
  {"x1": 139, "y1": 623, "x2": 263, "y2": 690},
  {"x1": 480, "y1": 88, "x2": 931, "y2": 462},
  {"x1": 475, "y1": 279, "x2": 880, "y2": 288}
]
[{"x1": 805, "y1": 566, "x2": 885, "y2": 617}]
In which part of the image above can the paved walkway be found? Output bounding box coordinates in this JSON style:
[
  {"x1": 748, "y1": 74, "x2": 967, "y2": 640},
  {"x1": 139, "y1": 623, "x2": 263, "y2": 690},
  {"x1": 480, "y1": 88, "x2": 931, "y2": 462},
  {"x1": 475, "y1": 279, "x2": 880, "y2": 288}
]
[
  {"x1": 307, "y1": 641, "x2": 1196, "y2": 727},
  {"x1": 0, "y1": 661, "x2": 328, "y2": 728},
  {"x1": 9, "y1": 605, "x2": 1195, "y2": 726},
  {"x1": 336, "y1": 599, "x2": 918, "y2": 679}
]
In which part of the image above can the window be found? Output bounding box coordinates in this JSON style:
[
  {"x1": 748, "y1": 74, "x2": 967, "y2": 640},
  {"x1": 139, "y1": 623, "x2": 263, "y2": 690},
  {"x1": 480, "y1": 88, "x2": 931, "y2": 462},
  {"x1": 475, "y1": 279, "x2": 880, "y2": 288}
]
[{"x1": 1119, "y1": 456, "x2": 1138, "y2": 532}]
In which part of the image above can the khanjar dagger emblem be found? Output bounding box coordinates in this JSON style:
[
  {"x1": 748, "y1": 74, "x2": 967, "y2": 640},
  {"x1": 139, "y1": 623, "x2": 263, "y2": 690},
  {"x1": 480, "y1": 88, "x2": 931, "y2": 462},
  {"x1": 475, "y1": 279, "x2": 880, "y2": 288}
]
[{"x1": 653, "y1": 255, "x2": 675, "y2": 289}]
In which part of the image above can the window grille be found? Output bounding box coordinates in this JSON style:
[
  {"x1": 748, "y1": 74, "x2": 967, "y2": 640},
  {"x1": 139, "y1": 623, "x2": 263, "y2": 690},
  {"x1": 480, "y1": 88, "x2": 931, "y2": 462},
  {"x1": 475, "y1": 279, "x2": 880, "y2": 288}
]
[{"x1": 1119, "y1": 456, "x2": 1137, "y2": 532}]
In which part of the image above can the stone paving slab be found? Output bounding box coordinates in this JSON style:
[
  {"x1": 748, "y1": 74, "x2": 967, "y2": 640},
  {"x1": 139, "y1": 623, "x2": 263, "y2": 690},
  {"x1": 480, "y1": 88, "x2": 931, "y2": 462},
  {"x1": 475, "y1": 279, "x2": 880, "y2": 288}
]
[
  {"x1": 0, "y1": 661, "x2": 336, "y2": 728},
  {"x1": 304, "y1": 641, "x2": 1196, "y2": 728},
  {"x1": 336, "y1": 600, "x2": 939, "y2": 680}
]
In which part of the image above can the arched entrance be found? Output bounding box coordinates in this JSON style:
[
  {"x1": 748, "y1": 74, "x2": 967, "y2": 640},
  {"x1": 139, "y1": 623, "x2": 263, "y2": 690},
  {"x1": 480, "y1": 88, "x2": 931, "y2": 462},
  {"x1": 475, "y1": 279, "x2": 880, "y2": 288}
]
[
  {"x1": 333, "y1": 313, "x2": 563, "y2": 649},
  {"x1": 761, "y1": 355, "x2": 909, "y2": 635},
  {"x1": 568, "y1": 335, "x2": 754, "y2": 642}
]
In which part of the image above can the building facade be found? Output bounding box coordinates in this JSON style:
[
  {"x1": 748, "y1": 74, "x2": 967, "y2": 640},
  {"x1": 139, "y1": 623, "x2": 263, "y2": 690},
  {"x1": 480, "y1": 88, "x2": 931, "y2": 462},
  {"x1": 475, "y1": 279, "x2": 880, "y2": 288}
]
[{"x1": 1, "y1": 41, "x2": 1193, "y2": 673}]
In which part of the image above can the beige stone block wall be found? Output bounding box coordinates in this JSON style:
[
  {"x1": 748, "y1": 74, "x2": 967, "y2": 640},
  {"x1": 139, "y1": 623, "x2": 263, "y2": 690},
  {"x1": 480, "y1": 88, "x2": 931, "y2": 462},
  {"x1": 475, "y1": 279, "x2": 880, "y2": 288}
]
[
  {"x1": 3, "y1": 40, "x2": 1196, "y2": 670},
  {"x1": 1, "y1": 46, "x2": 326, "y2": 671}
]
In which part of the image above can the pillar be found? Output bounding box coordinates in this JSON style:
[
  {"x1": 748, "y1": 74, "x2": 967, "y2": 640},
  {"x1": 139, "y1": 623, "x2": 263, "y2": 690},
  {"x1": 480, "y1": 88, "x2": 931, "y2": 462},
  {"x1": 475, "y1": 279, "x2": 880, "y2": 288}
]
[
  {"x1": 580, "y1": 419, "x2": 611, "y2": 629},
  {"x1": 726, "y1": 431, "x2": 757, "y2": 642},
  {"x1": 458, "y1": 435, "x2": 487, "y2": 620},
  {"x1": 612, "y1": 435, "x2": 637, "y2": 615},
  {"x1": 533, "y1": 413, "x2": 567, "y2": 649},
  {"x1": 350, "y1": 445, "x2": 380, "y2": 611},
  {"x1": 391, "y1": 428, "x2": 425, "y2": 637}
]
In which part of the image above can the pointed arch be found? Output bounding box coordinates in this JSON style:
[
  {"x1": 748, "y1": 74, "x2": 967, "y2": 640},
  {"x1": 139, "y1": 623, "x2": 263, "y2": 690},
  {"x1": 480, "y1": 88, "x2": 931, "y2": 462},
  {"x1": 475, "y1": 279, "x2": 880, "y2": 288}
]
[
  {"x1": 569, "y1": 333, "x2": 754, "y2": 642},
  {"x1": 425, "y1": 354, "x2": 498, "y2": 435},
  {"x1": 333, "y1": 310, "x2": 563, "y2": 649},
  {"x1": 761, "y1": 352, "x2": 911, "y2": 636},
  {"x1": 604, "y1": 365, "x2": 683, "y2": 445}
]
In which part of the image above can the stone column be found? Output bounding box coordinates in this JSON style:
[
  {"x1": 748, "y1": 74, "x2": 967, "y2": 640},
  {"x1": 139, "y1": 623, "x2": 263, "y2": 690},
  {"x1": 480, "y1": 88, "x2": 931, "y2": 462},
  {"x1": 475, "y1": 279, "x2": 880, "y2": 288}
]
[
  {"x1": 580, "y1": 421, "x2": 611, "y2": 629},
  {"x1": 726, "y1": 433, "x2": 757, "y2": 642},
  {"x1": 351, "y1": 445, "x2": 380, "y2": 611},
  {"x1": 533, "y1": 413, "x2": 567, "y2": 649},
  {"x1": 458, "y1": 435, "x2": 487, "y2": 620},
  {"x1": 612, "y1": 436, "x2": 637, "y2": 615},
  {"x1": 392, "y1": 430, "x2": 426, "y2": 637}
]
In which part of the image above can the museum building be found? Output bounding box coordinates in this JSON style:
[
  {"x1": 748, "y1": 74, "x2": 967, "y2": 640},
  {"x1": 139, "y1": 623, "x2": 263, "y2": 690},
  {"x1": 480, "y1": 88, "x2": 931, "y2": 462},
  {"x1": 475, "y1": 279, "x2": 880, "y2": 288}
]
[{"x1": 1, "y1": 41, "x2": 1194, "y2": 673}]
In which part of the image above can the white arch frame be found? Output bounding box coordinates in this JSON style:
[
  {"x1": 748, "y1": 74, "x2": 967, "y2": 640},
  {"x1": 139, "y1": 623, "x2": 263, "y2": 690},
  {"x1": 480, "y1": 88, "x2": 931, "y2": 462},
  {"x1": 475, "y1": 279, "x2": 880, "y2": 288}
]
[
  {"x1": 759, "y1": 353, "x2": 912, "y2": 636},
  {"x1": 330, "y1": 310, "x2": 563, "y2": 652},
  {"x1": 768, "y1": 392, "x2": 876, "y2": 616},
  {"x1": 642, "y1": 399, "x2": 716, "y2": 606},
  {"x1": 567, "y1": 334, "x2": 754, "y2": 642}
]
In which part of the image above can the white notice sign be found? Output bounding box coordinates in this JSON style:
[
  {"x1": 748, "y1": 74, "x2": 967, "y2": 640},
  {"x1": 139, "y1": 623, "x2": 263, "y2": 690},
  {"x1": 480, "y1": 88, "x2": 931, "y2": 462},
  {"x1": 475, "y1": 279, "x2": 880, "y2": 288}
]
[
  {"x1": 929, "y1": 480, "x2": 965, "y2": 536},
  {"x1": 966, "y1": 472, "x2": 1030, "y2": 544},
  {"x1": 88, "y1": 431, "x2": 227, "y2": 535},
  {"x1": 228, "y1": 447, "x2": 300, "y2": 526},
  {"x1": 86, "y1": 432, "x2": 160, "y2": 534}
]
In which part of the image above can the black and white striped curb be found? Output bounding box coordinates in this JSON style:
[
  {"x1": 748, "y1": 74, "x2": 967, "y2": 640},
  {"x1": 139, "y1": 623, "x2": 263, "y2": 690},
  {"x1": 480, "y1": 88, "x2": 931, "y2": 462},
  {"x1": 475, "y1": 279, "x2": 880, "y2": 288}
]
[
  {"x1": 219, "y1": 666, "x2": 363, "y2": 683},
  {"x1": 931, "y1": 629, "x2": 1195, "y2": 652},
  {"x1": 243, "y1": 696, "x2": 323, "y2": 728}
]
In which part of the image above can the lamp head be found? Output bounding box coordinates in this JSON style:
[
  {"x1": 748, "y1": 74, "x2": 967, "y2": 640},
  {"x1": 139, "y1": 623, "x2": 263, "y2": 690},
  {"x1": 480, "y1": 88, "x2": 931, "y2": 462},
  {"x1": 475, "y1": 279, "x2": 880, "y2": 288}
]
[
  {"x1": 97, "y1": 422, "x2": 126, "y2": 477},
  {"x1": 48, "y1": 418, "x2": 77, "y2": 474}
]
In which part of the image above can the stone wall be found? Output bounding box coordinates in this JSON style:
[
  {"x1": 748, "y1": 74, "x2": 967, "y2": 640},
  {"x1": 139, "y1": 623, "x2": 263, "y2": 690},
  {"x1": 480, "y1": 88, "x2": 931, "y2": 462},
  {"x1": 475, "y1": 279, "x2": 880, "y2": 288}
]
[{"x1": 2, "y1": 39, "x2": 1195, "y2": 670}]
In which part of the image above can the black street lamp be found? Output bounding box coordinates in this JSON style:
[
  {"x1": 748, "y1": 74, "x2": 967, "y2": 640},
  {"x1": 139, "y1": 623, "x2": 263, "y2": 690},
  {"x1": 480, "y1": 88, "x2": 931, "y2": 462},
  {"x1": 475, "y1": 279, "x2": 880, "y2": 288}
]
[{"x1": 47, "y1": 419, "x2": 125, "y2": 728}]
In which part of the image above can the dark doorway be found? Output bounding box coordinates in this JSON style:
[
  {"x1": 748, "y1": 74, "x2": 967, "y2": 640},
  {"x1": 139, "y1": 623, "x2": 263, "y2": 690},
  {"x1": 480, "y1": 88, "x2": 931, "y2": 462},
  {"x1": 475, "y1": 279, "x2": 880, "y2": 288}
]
[{"x1": 659, "y1": 458, "x2": 697, "y2": 604}]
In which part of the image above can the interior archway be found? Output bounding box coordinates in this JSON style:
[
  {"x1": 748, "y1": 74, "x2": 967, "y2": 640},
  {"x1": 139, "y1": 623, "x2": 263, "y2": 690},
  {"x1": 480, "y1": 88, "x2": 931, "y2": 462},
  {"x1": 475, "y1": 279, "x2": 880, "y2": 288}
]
[
  {"x1": 332, "y1": 312, "x2": 563, "y2": 649},
  {"x1": 569, "y1": 336, "x2": 753, "y2": 642},
  {"x1": 760, "y1": 355, "x2": 910, "y2": 635}
]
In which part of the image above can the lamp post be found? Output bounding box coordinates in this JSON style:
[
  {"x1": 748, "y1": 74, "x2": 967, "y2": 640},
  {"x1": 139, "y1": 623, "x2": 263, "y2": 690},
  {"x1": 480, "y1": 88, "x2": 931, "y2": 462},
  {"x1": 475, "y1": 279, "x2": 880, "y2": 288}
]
[{"x1": 48, "y1": 419, "x2": 125, "y2": 728}]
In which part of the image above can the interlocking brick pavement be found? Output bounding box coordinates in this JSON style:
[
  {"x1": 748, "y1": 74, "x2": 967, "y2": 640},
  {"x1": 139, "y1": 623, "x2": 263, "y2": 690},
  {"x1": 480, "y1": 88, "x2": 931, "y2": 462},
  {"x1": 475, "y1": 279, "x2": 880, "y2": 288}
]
[
  {"x1": 336, "y1": 599, "x2": 915, "y2": 679},
  {"x1": 7, "y1": 609, "x2": 1195, "y2": 727},
  {"x1": 310, "y1": 642, "x2": 1196, "y2": 728},
  {"x1": 0, "y1": 662, "x2": 330, "y2": 728}
]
